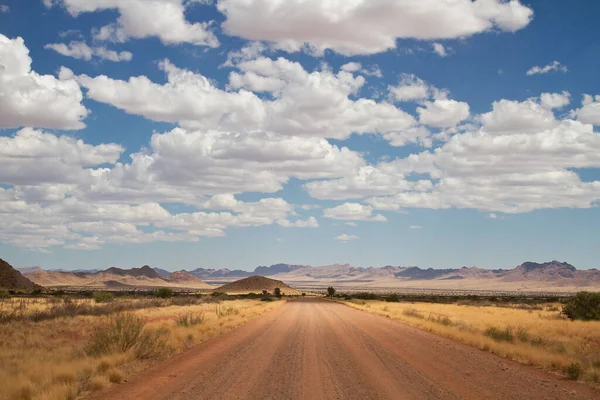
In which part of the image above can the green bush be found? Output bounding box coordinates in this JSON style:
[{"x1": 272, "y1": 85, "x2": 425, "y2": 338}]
[
  {"x1": 565, "y1": 362, "x2": 583, "y2": 380},
  {"x1": 155, "y1": 288, "x2": 173, "y2": 299},
  {"x1": 274, "y1": 288, "x2": 282, "y2": 298},
  {"x1": 93, "y1": 291, "x2": 115, "y2": 303},
  {"x1": 0, "y1": 289, "x2": 9, "y2": 299},
  {"x1": 261, "y1": 297, "x2": 274, "y2": 302},
  {"x1": 85, "y1": 313, "x2": 169, "y2": 359},
  {"x1": 385, "y1": 294, "x2": 400, "y2": 302},
  {"x1": 562, "y1": 292, "x2": 600, "y2": 321},
  {"x1": 327, "y1": 287, "x2": 336, "y2": 297}
]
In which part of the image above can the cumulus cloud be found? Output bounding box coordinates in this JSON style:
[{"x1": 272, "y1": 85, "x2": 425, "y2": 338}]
[
  {"x1": 76, "y1": 56, "x2": 417, "y2": 141},
  {"x1": 574, "y1": 94, "x2": 600, "y2": 125},
  {"x1": 526, "y1": 61, "x2": 568, "y2": 76},
  {"x1": 389, "y1": 74, "x2": 432, "y2": 102},
  {"x1": 0, "y1": 34, "x2": 88, "y2": 129},
  {"x1": 323, "y1": 203, "x2": 386, "y2": 222},
  {"x1": 539, "y1": 92, "x2": 571, "y2": 109},
  {"x1": 45, "y1": 41, "x2": 132, "y2": 62},
  {"x1": 45, "y1": 0, "x2": 218, "y2": 46},
  {"x1": 480, "y1": 99, "x2": 557, "y2": 134},
  {"x1": 218, "y1": 0, "x2": 533, "y2": 55},
  {"x1": 417, "y1": 99, "x2": 470, "y2": 128},
  {"x1": 334, "y1": 234, "x2": 358, "y2": 241}
]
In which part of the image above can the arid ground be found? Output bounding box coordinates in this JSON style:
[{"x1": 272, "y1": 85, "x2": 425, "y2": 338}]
[{"x1": 93, "y1": 298, "x2": 600, "y2": 400}]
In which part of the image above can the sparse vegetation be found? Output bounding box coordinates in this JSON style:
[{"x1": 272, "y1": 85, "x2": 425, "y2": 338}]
[
  {"x1": 85, "y1": 313, "x2": 170, "y2": 359},
  {"x1": 565, "y1": 362, "x2": 583, "y2": 380},
  {"x1": 176, "y1": 312, "x2": 206, "y2": 327},
  {"x1": 0, "y1": 289, "x2": 9, "y2": 299},
  {"x1": 93, "y1": 291, "x2": 115, "y2": 303},
  {"x1": 155, "y1": 287, "x2": 174, "y2": 299},
  {"x1": 562, "y1": 291, "x2": 600, "y2": 321},
  {"x1": 327, "y1": 286, "x2": 336, "y2": 297},
  {"x1": 0, "y1": 297, "x2": 283, "y2": 399},
  {"x1": 344, "y1": 299, "x2": 600, "y2": 382},
  {"x1": 274, "y1": 287, "x2": 282, "y2": 298}
]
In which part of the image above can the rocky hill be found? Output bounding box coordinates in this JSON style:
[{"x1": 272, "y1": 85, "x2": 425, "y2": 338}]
[
  {"x1": 0, "y1": 259, "x2": 40, "y2": 290},
  {"x1": 217, "y1": 276, "x2": 300, "y2": 295}
]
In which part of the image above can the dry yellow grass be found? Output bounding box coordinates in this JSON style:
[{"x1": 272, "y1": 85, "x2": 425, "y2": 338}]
[
  {"x1": 344, "y1": 300, "x2": 600, "y2": 383},
  {"x1": 0, "y1": 297, "x2": 283, "y2": 400}
]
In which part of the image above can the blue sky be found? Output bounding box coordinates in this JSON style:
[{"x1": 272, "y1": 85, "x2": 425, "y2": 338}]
[{"x1": 1, "y1": 0, "x2": 599, "y2": 271}]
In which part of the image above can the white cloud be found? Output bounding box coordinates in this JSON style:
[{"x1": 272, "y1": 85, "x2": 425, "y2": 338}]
[
  {"x1": 0, "y1": 34, "x2": 88, "y2": 130},
  {"x1": 526, "y1": 61, "x2": 568, "y2": 76},
  {"x1": 323, "y1": 203, "x2": 386, "y2": 222},
  {"x1": 45, "y1": 41, "x2": 132, "y2": 62},
  {"x1": 480, "y1": 99, "x2": 557, "y2": 134},
  {"x1": 418, "y1": 99, "x2": 470, "y2": 128},
  {"x1": 0, "y1": 5, "x2": 9, "y2": 13},
  {"x1": 299, "y1": 204, "x2": 321, "y2": 210},
  {"x1": 77, "y1": 57, "x2": 417, "y2": 141},
  {"x1": 432, "y1": 43, "x2": 447, "y2": 57},
  {"x1": 340, "y1": 62, "x2": 383, "y2": 78},
  {"x1": 388, "y1": 74, "x2": 431, "y2": 102},
  {"x1": 539, "y1": 92, "x2": 570, "y2": 109},
  {"x1": 344, "y1": 222, "x2": 357, "y2": 227},
  {"x1": 574, "y1": 94, "x2": 600, "y2": 125},
  {"x1": 277, "y1": 217, "x2": 318, "y2": 228},
  {"x1": 488, "y1": 213, "x2": 497, "y2": 219},
  {"x1": 45, "y1": 0, "x2": 218, "y2": 46},
  {"x1": 218, "y1": 0, "x2": 533, "y2": 55},
  {"x1": 409, "y1": 225, "x2": 422, "y2": 229},
  {"x1": 334, "y1": 234, "x2": 358, "y2": 241}
]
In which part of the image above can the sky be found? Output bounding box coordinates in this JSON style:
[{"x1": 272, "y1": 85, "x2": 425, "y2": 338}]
[{"x1": 0, "y1": 0, "x2": 599, "y2": 272}]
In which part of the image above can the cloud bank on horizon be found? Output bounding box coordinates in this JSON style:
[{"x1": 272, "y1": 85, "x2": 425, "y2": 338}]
[{"x1": 0, "y1": 0, "x2": 599, "y2": 265}]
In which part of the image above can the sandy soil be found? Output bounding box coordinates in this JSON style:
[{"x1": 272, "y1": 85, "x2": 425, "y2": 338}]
[{"x1": 92, "y1": 299, "x2": 600, "y2": 400}]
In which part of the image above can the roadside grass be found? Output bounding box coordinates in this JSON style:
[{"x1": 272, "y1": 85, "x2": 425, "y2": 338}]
[
  {"x1": 344, "y1": 300, "x2": 600, "y2": 383},
  {"x1": 0, "y1": 297, "x2": 283, "y2": 400}
]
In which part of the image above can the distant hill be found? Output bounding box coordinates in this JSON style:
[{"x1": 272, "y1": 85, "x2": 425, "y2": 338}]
[
  {"x1": 253, "y1": 263, "x2": 306, "y2": 276},
  {"x1": 217, "y1": 276, "x2": 300, "y2": 295},
  {"x1": 16, "y1": 266, "x2": 41, "y2": 274},
  {"x1": 153, "y1": 268, "x2": 172, "y2": 276},
  {"x1": 25, "y1": 265, "x2": 213, "y2": 289},
  {"x1": 0, "y1": 259, "x2": 40, "y2": 290}
]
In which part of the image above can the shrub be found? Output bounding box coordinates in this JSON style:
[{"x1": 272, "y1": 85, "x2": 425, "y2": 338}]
[
  {"x1": 484, "y1": 326, "x2": 514, "y2": 342},
  {"x1": 302, "y1": 292, "x2": 306, "y2": 297},
  {"x1": 215, "y1": 304, "x2": 239, "y2": 318},
  {"x1": 385, "y1": 294, "x2": 400, "y2": 302},
  {"x1": 261, "y1": 297, "x2": 274, "y2": 302},
  {"x1": 0, "y1": 289, "x2": 9, "y2": 299},
  {"x1": 565, "y1": 362, "x2": 583, "y2": 380},
  {"x1": 212, "y1": 291, "x2": 225, "y2": 297},
  {"x1": 327, "y1": 287, "x2": 336, "y2": 297},
  {"x1": 274, "y1": 288, "x2": 282, "y2": 298},
  {"x1": 93, "y1": 292, "x2": 115, "y2": 303},
  {"x1": 176, "y1": 312, "x2": 205, "y2": 327},
  {"x1": 85, "y1": 313, "x2": 169, "y2": 359},
  {"x1": 262, "y1": 290, "x2": 268, "y2": 296},
  {"x1": 562, "y1": 292, "x2": 600, "y2": 321},
  {"x1": 155, "y1": 288, "x2": 173, "y2": 299},
  {"x1": 403, "y1": 308, "x2": 424, "y2": 319}
]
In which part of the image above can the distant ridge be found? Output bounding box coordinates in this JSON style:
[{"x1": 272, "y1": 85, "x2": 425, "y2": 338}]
[{"x1": 19, "y1": 260, "x2": 600, "y2": 292}]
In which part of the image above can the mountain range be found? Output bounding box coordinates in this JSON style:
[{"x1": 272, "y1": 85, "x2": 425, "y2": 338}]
[
  {"x1": 18, "y1": 260, "x2": 600, "y2": 292},
  {"x1": 24, "y1": 265, "x2": 212, "y2": 289}
]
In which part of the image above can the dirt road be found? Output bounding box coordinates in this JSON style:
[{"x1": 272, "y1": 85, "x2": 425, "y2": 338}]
[{"x1": 95, "y1": 299, "x2": 600, "y2": 400}]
